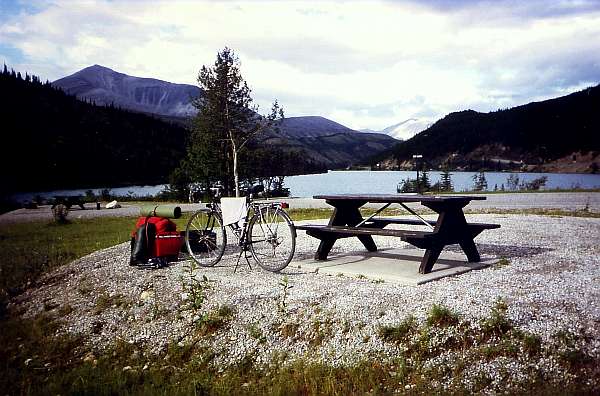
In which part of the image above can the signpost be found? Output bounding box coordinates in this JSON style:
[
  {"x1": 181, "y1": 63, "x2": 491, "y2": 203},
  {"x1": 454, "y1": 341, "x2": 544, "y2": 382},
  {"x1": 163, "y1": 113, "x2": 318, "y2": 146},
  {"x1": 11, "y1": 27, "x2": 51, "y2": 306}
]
[{"x1": 412, "y1": 154, "x2": 423, "y2": 193}]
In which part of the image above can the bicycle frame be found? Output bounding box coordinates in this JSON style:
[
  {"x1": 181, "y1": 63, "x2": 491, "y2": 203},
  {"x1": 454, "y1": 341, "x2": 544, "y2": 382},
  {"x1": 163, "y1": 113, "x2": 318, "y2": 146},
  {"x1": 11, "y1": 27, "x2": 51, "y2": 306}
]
[{"x1": 202, "y1": 197, "x2": 293, "y2": 272}]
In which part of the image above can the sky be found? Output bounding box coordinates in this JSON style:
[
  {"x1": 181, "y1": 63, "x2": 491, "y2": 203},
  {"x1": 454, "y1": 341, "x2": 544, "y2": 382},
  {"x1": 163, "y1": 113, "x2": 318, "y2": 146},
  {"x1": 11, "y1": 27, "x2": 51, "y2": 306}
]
[{"x1": 1, "y1": 0, "x2": 599, "y2": 131}]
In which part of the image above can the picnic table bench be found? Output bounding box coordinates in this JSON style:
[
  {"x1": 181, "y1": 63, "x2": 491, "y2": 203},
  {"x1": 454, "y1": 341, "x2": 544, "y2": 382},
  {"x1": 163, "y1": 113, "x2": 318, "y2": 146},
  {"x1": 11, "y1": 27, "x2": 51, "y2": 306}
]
[
  {"x1": 51, "y1": 195, "x2": 86, "y2": 210},
  {"x1": 295, "y1": 194, "x2": 500, "y2": 274}
]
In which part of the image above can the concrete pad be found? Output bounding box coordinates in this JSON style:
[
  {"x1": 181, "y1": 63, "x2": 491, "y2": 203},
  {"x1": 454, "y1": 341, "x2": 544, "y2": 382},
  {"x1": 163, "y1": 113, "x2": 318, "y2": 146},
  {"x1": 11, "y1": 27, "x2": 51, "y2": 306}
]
[{"x1": 296, "y1": 248, "x2": 497, "y2": 285}]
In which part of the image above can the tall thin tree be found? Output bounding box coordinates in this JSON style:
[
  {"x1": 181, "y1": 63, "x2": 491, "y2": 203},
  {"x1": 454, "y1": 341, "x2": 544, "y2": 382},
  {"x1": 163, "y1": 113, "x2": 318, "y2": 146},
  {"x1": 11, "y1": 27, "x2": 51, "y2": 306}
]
[{"x1": 187, "y1": 48, "x2": 283, "y2": 197}]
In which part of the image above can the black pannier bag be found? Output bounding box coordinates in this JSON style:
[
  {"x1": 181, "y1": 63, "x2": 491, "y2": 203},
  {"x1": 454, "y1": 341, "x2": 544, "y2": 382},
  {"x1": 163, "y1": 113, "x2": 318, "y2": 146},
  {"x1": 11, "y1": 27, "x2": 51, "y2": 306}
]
[{"x1": 130, "y1": 222, "x2": 156, "y2": 265}]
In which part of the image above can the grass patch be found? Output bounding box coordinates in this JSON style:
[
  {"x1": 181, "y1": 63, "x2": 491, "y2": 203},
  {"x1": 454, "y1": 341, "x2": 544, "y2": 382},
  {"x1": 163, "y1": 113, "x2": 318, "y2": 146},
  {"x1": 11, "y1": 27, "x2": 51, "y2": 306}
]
[
  {"x1": 287, "y1": 208, "x2": 333, "y2": 221},
  {"x1": 247, "y1": 323, "x2": 267, "y2": 344},
  {"x1": 0, "y1": 217, "x2": 137, "y2": 298},
  {"x1": 378, "y1": 315, "x2": 418, "y2": 343},
  {"x1": 493, "y1": 257, "x2": 511, "y2": 269},
  {"x1": 1, "y1": 302, "x2": 598, "y2": 395},
  {"x1": 94, "y1": 292, "x2": 130, "y2": 315},
  {"x1": 426, "y1": 304, "x2": 459, "y2": 327},
  {"x1": 196, "y1": 304, "x2": 235, "y2": 336},
  {"x1": 480, "y1": 298, "x2": 513, "y2": 338}
]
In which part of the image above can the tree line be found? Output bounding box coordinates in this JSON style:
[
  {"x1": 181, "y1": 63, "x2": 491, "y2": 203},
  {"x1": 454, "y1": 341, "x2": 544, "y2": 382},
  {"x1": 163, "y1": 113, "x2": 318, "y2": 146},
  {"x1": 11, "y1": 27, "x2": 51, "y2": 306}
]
[{"x1": 0, "y1": 64, "x2": 187, "y2": 195}]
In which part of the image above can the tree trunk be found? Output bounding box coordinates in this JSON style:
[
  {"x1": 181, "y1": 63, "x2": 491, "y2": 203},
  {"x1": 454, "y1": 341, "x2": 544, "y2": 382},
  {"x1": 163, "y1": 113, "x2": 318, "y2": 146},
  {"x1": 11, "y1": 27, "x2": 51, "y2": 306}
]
[{"x1": 232, "y1": 142, "x2": 240, "y2": 197}]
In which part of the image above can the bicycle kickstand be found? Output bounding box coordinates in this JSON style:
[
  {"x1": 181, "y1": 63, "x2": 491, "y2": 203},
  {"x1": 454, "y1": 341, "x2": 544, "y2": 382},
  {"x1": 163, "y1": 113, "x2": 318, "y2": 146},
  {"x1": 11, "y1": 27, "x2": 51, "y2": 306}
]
[{"x1": 233, "y1": 247, "x2": 252, "y2": 273}]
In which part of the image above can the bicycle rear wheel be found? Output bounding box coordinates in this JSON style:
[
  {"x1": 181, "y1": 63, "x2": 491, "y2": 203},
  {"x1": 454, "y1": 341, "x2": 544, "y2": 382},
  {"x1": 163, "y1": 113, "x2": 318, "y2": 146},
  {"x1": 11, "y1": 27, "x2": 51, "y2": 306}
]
[
  {"x1": 248, "y1": 206, "x2": 296, "y2": 272},
  {"x1": 185, "y1": 209, "x2": 226, "y2": 267}
]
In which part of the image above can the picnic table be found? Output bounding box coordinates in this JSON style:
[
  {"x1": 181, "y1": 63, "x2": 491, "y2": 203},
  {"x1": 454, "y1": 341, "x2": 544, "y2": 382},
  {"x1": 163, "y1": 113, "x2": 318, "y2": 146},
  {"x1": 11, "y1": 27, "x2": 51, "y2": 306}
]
[
  {"x1": 295, "y1": 194, "x2": 500, "y2": 274},
  {"x1": 51, "y1": 195, "x2": 86, "y2": 210}
]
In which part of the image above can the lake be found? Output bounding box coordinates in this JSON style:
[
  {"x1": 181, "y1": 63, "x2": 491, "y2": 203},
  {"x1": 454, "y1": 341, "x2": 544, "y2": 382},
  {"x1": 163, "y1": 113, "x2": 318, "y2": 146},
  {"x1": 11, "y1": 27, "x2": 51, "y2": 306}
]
[{"x1": 11, "y1": 170, "x2": 600, "y2": 202}]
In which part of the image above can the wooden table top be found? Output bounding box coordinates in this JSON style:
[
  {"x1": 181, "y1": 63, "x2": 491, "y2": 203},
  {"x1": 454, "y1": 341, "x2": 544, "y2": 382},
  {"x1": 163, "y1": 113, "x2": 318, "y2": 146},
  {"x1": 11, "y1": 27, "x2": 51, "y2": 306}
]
[{"x1": 313, "y1": 194, "x2": 487, "y2": 203}]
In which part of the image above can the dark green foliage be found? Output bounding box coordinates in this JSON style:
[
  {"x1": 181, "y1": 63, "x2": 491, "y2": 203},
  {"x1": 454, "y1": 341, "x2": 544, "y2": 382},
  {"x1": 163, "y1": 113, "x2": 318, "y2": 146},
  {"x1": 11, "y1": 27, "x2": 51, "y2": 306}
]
[
  {"x1": 397, "y1": 170, "x2": 432, "y2": 193},
  {"x1": 0, "y1": 67, "x2": 187, "y2": 194},
  {"x1": 391, "y1": 85, "x2": 600, "y2": 167},
  {"x1": 472, "y1": 171, "x2": 488, "y2": 191},
  {"x1": 181, "y1": 48, "x2": 282, "y2": 197},
  {"x1": 521, "y1": 176, "x2": 548, "y2": 190},
  {"x1": 439, "y1": 169, "x2": 453, "y2": 191},
  {"x1": 397, "y1": 177, "x2": 419, "y2": 193}
]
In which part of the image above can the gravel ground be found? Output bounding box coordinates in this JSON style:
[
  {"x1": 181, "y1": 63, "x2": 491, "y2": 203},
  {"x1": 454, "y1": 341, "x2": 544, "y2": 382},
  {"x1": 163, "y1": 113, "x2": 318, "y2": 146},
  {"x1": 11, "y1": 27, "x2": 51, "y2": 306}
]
[
  {"x1": 1, "y1": 192, "x2": 598, "y2": 224},
  {"x1": 9, "y1": 213, "x2": 600, "y2": 389}
]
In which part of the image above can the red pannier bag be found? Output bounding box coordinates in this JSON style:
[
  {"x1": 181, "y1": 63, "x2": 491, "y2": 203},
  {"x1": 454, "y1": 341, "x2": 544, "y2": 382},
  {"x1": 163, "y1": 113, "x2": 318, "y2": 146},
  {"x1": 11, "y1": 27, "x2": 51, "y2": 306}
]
[{"x1": 131, "y1": 216, "x2": 183, "y2": 263}]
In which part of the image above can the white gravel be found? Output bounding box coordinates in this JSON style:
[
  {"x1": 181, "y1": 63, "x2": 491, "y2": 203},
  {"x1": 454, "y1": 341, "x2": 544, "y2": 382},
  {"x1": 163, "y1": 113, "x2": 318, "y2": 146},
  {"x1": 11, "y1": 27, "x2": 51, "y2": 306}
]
[{"x1": 9, "y1": 213, "x2": 600, "y2": 387}]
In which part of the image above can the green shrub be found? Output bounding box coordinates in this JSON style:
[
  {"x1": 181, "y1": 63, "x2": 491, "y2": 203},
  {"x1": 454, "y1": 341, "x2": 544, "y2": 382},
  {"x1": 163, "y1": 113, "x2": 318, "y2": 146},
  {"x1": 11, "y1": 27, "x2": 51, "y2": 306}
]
[{"x1": 378, "y1": 315, "x2": 417, "y2": 343}]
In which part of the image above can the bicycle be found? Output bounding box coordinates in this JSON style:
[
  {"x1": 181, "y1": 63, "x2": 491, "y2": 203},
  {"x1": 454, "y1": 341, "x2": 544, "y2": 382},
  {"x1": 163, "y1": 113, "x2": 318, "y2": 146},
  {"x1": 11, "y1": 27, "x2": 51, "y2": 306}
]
[{"x1": 184, "y1": 185, "x2": 296, "y2": 272}]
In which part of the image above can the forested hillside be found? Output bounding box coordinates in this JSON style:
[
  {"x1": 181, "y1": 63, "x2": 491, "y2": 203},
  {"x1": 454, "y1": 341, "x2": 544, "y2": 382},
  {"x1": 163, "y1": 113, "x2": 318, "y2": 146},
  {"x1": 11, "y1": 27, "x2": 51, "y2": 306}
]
[
  {"x1": 0, "y1": 66, "x2": 187, "y2": 193},
  {"x1": 384, "y1": 85, "x2": 600, "y2": 173}
]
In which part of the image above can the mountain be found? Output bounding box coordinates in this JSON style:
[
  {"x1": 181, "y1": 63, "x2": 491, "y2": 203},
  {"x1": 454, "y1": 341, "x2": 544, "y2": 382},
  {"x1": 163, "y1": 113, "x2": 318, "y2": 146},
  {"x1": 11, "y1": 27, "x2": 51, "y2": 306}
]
[
  {"x1": 53, "y1": 65, "x2": 201, "y2": 118},
  {"x1": 380, "y1": 85, "x2": 600, "y2": 173},
  {"x1": 262, "y1": 116, "x2": 398, "y2": 166},
  {"x1": 380, "y1": 118, "x2": 431, "y2": 140},
  {"x1": 360, "y1": 118, "x2": 431, "y2": 140},
  {"x1": 54, "y1": 66, "x2": 398, "y2": 168}
]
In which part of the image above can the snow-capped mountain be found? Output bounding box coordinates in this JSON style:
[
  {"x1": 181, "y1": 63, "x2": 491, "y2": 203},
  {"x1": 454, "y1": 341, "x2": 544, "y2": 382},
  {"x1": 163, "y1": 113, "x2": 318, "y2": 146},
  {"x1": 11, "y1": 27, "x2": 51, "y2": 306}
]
[{"x1": 380, "y1": 118, "x2": 432, "y2": 140}]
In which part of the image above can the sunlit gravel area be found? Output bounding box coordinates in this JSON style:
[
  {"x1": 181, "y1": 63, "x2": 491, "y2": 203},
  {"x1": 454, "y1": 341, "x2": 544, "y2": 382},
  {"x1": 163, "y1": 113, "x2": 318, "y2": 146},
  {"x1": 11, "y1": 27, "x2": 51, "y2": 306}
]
[{"x1": 10, "y1": 213, "x2": 600, "y2": 391}]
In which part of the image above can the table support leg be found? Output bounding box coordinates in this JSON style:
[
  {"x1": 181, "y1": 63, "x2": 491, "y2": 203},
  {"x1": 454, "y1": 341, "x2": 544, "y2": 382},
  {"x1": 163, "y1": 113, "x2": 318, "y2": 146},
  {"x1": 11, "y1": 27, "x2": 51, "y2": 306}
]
[
  {"x1": 358, "y1": 235, "x2": 377, "y2": 252},
  {"x1": 419, "y1": 245, "x2": 442, "y2": 274},
  {"x1": 318, "y1": 200, "x2": 377, "y2": 258},
  {"x1": 332, "y1": 204, "x2": 377, "y2": 253},
  {"x1": 459, "y1": 238, "x2": 480, "y2": 262},
  {"x1": 421, "y1": 200, "x2": 482, "y2": 271},
  {"x1": 315, "y1": 237, "x2": 337, "y2": 260}
]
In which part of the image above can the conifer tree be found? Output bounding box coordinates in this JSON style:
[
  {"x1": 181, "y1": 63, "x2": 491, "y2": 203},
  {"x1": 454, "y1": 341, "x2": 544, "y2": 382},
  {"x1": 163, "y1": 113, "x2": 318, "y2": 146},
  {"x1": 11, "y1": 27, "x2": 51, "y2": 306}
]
[
  {"x1": 185, "y1": 47, "x2": 283, "y2": 197},
  {"x1": 440, "y1": 168, "x2": 453, "y2": 192}
]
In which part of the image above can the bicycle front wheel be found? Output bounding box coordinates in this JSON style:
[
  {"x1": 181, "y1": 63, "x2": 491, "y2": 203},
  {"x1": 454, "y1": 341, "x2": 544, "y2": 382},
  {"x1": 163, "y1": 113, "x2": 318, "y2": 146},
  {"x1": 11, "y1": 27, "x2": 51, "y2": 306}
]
[
  {"x1": 248, "y1": 206, "x2": 296, "y2": 272},
  {"x1": 185, "y1": 209, "x2": 226, "y2": 267}
]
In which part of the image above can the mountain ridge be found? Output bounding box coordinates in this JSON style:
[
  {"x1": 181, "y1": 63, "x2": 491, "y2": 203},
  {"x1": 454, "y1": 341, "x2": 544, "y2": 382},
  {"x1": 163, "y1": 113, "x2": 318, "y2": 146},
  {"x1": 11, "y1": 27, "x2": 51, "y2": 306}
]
[
  {"x1": 379, "y1": 85, "x2": 600, "y2": 173},
  {"x1": 53, "y1": 65, "x2": 201, "y2": 117},
  {"x1": 54, "y1": 65, "x2": 399, "y2": 168}
]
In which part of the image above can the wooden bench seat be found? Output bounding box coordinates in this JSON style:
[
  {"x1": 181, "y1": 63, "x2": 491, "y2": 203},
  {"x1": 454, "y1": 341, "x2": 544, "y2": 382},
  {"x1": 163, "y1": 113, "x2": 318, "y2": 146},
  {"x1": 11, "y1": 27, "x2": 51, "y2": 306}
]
[
  {"x1": 295, "y1": 224, "x2": 434, "y2": 239},
  {"x1": 368, "y1": 217, "x2": 501, "y2": 230}
]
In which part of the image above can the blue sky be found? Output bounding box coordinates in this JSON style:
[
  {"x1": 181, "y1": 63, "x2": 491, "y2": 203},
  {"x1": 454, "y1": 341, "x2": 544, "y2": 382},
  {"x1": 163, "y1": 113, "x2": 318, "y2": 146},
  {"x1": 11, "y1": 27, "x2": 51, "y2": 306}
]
[{"x1": 1, "y1": 0, "x2": 599, "y2": 132}]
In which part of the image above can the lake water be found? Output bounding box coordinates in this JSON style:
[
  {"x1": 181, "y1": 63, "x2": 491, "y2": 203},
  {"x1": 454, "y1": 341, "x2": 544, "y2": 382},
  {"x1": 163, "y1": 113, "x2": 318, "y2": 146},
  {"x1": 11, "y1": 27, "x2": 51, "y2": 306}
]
[
  {"x1": 285, "y1": 170, "x2": 600, "y2": 196},
  {"x1": 11, "y1": 171, "x2": 600, "y2": 202}
]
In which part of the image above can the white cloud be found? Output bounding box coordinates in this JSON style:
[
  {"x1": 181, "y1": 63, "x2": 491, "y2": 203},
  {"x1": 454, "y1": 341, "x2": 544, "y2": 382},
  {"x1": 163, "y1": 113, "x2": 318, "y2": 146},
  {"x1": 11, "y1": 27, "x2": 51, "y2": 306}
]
[{"x1": 1, "y1": 0, "x2": 599, "y2": 130}]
